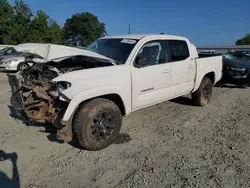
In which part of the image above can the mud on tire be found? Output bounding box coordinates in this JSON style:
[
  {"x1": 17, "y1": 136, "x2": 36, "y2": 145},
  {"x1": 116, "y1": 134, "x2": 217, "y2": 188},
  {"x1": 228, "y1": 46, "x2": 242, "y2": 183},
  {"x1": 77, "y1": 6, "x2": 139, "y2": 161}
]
[
  {"x1": 192, "y1": 77, "x2": 213, "y2": 106},
  {"x1": 73, "y1": 98, "x2": 122, "y2": 151}
]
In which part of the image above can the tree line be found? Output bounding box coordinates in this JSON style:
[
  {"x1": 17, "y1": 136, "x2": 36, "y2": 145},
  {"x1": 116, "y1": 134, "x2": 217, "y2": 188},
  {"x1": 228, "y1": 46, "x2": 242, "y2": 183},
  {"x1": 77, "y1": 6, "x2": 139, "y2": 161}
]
[
  {"x1": 235, "y1": 34, "x2": 250, "y2": 45},
  {"x1": 0, "y1": 0, "x2": 107, "y2": 46},
  {"x1": 1, "y1": 0, "x2": 249, "y2": 46}
]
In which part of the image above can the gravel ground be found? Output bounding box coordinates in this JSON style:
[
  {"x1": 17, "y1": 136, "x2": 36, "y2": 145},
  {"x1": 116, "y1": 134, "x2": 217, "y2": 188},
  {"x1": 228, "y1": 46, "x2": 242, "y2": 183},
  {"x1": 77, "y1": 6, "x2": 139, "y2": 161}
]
[{"x1": 1, "y1": 72, "x2": 250, "y2": 188}]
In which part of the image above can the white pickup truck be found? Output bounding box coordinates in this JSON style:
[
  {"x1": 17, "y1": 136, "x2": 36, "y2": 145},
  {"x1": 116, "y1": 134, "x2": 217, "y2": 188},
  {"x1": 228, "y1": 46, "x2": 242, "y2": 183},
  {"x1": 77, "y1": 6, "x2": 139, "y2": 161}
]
[{"x1": 7, "y1": 34, "x2": 222, "y2": 151}]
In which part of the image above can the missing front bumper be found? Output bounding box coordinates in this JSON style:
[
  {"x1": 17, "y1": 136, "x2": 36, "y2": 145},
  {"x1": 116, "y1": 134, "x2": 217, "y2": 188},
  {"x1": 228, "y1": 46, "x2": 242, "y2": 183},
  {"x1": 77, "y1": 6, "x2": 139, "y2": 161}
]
[{"x1": 7, "y1": 73, "x2": 73, "y2": 142}]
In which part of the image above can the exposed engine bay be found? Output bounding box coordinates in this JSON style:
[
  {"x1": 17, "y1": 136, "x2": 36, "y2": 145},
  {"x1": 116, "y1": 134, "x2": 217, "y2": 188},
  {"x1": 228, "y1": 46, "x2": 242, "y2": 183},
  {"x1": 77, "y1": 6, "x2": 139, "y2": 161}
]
[
  {"x1": 22, "y1": 55, "x2": 114, "y2": 81},
  {"x1": 8, "y1": 55, "x2": 114, "y2": 141}
]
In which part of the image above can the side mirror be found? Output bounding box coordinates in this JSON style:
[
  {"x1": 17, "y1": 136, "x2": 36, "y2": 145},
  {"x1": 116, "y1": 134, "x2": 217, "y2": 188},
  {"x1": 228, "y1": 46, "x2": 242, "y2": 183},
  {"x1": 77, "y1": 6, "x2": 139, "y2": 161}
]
[{"x1": 134, "y1": 55, "x2": 149, "y2": 68}]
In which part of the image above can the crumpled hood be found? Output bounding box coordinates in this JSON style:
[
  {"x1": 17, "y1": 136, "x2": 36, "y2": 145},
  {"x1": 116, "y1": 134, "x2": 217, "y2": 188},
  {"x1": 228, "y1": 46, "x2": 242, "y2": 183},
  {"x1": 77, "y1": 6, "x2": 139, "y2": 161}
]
[{"x1": 14, "y1": 43, "x2": 116, "y2": 64}]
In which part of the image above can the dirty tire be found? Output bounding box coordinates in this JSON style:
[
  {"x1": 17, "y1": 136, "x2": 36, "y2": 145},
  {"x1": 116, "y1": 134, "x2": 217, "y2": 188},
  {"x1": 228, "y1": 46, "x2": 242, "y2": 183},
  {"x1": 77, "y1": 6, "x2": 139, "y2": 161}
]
[
  {"x1": 192, "y1": 77, "x2": 212, "y2": 106},
  {"x1": 73, "y1": 98, "x2": 122, "y2": 151},
  {"x1": 17, "y1": 62, "x2": 29, "y2": 71}
]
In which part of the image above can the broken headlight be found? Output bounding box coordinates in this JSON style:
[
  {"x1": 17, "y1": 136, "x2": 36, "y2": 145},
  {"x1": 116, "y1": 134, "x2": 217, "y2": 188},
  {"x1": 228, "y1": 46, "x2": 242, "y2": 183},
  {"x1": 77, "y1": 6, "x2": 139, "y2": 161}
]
[
  {"x1": 56, "y1": 81, "x2": 72, "y2": 92},
  {"x1": 49, "y1": 81, "x2": 71, "y2": 98}
]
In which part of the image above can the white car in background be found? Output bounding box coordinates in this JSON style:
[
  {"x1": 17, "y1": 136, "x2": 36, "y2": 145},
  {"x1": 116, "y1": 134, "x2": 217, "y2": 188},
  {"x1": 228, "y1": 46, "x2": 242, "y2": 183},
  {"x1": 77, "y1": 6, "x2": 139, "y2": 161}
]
[
  {"x1": 0, "y1": 43, "x2": 47, "y2": 71},
  {"x1": 0, "y1": 55, "x2": 31, "y2": 71},
  {"x1": 200, "y1": 50, "x2": 217, "y2": 54}
]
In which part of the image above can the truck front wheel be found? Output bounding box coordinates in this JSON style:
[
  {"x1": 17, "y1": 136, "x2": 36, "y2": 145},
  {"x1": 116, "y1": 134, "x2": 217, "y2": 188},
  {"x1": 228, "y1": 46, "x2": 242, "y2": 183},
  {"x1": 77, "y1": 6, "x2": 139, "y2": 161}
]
[
  {"x1": 192, "y1": 77, "x2": 212, "y2": 106},
  {"x1": 73, "y1": 98, "x2": 122, "y2": 151}
]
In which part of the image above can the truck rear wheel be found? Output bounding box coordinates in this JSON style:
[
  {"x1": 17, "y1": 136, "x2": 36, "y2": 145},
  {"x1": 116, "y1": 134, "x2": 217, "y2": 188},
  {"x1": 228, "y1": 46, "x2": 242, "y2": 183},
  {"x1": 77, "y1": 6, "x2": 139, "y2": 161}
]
[
  {"x1": 192, "y1": 77, "x2": 212, "y2": 106},
  {"x1": 73, "y1": 98, "x2": 122, "y2": 151}
]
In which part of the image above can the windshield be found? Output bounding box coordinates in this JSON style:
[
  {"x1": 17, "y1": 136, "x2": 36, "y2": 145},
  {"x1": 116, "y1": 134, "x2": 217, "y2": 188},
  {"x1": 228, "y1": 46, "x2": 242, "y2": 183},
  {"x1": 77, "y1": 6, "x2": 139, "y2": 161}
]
[
  {"x1": 223, "y1": 52, "x2": 250, "y2": 61},
  {"x1": 86, "y1": 38, "x2": 139, "y2": 64},
  {"x1": 0, "y1": 47, "x2": 9, "y2": 54},
  {"x1": 0, "y1": 47, "x2": 17, "y2": 55}
]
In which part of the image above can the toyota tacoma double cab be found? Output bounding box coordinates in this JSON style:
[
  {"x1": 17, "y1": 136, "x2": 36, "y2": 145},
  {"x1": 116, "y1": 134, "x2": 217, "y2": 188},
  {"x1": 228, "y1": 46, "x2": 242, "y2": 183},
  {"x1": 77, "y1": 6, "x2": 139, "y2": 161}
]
[{"x1": 7, "y1": 34, "x2": 222, "y2": 151}]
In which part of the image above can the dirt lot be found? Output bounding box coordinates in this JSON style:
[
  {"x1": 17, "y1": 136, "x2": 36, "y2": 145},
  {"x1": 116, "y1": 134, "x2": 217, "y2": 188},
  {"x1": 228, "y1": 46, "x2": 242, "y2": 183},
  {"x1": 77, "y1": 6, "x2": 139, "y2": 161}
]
[{"x1": 1, "y1": 72, "x2": 250, "y2": 188}]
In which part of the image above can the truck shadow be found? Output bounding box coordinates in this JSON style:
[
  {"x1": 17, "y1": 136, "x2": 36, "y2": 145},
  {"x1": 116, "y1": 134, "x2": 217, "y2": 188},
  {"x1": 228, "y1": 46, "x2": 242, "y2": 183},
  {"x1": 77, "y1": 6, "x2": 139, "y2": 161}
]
[
  {"x1": 214, "y1": 83, "x2": 247, "y2": 89},
  {"x1": 170, "y1": 96, "x2": 194, "y2": 106},
  {"x1": 7, "y1": 105, "x2": 132, "y2": 149},
  {"x1": 214, "y1": 80, "x2": 248, "y2": 89},
  {"x1": 0, "y1": 150, "x2": 20, "y2": 188},
  {"x1": 0, "y1": 70, "x2": 17, "y2": 74},
  {"x1": 68, "y1": 133, "x2": 132, "y2": 149},
  {"x1": 7, "y1": 105, "x2": 63, "y2": 144}
]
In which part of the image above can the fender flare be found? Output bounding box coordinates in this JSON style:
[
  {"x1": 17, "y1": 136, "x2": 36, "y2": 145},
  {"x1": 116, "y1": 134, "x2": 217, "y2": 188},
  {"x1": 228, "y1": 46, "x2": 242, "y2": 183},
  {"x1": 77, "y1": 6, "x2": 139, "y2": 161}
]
[
  {"x1": 192, "y1": 71, "x2": 215, "y2": 92},
  {"x1": 61, "y1": 86, "x2": 130, "y2": 122}
]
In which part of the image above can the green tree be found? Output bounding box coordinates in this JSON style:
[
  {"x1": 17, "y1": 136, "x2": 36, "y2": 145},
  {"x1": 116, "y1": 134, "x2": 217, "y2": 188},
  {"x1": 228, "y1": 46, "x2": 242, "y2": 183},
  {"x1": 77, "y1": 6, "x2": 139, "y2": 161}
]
[
  {"x1": 63, "y1": 12, "x2": 107, "y2": 46},
  {"x1": 46, "y1": 19, "x2": 64, "y2": 44},
  {"x1": 25, "y1": 10, "x2": 48, "y2": 42},
  {"x1": 12, "y1": 0, "x2": 33, "y2": 43},
  {"x1": 26, "y1": 11, "x2": 63, "y2": 44},
  {"x1": 0, "y1": 0, "x2": 15, "y2": 44},
  {"x1": 235, "y1": 34, "x2": 250, "y2": 45}
]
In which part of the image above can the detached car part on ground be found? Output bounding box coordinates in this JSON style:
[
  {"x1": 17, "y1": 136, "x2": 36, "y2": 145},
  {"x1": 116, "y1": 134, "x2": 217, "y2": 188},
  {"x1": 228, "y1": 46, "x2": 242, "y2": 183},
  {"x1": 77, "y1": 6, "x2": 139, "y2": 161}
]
[
  {"x1": 221, "y1": 52, "x2": 250, "y2": 88},
  {"x1": 8, "y1": 35, "x2": 222, "y2": 151}
]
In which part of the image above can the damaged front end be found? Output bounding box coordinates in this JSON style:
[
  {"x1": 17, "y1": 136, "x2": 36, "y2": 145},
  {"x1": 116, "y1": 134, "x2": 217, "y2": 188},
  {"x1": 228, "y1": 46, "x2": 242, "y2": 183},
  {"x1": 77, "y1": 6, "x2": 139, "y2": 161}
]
[
  {"x1": 7, "y1": 54, "x2": 116, "y2": 143},
  {"x1": 7, "y1": 66, "x2": 72, "y2": 142}
]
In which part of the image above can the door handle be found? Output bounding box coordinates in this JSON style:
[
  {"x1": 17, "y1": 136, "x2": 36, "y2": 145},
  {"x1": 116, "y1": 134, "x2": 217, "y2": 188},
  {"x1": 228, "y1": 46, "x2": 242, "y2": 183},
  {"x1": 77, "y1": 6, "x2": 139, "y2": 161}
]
[
  {"x1": 162, "y1": 68, "x2": 170, "y2": 74},
  {"x1": 188, "y1": 64, "x2": 193, "y2": 69}
]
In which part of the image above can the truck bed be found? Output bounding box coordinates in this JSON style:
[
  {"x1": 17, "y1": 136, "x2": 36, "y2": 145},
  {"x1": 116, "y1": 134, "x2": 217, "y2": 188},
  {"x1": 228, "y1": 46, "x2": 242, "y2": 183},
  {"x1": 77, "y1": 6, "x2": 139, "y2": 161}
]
[
  {"x1": 198, "y1": 53, "x2": 223, "y2": 58},
  {"x1": 195, "y1": 55, "x2": 223, "y2": 86}
]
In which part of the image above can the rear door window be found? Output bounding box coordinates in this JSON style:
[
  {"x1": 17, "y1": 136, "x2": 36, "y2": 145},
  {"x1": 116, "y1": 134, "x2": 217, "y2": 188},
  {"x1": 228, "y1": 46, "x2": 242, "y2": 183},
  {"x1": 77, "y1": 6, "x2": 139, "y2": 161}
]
[{"x1": 166, "y1": 40, "x2": 190, "y2": 62}]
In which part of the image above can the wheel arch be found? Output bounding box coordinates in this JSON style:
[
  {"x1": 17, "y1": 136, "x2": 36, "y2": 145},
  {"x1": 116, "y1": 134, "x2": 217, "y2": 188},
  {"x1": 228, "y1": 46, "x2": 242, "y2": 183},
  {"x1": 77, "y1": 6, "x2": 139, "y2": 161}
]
[
  {"x1": 61, "y1": 89, "x2": 128, "y2": 126},
  {"x1": 193, "y1": 71, "x2": 215, "y2": 92},
  {"x1": 204, "y1": 72, "x2": 215, "y2": 84}
]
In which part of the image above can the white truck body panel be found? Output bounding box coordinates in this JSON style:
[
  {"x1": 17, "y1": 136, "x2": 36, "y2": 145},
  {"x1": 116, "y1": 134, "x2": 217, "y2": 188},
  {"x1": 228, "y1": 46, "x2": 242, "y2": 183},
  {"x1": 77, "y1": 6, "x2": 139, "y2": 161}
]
[
  {"x1": 53, "y1": 65, "x2": 132, "y2": 121},
  {"x1": 49, "y1": 34, "x2": 222, "y2": 123},
  {"x1": 193, "y1": 56, "x2": 222, "y2": 91},
  {"x1": 130, "y1": 62, "x2": 171, "y2": 110}
]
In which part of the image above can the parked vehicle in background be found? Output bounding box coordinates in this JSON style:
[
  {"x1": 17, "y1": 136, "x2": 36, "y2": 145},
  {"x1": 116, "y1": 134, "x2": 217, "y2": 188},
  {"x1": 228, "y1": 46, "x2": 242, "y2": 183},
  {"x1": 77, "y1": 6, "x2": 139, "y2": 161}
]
[
  {"x1": 7, "y1": 34, "x2": 222, "y2": 151},
  {"x1": 0, "y1": 47, "x2": 20, "y2": 59},
  {"x1": 234, "y1": 50, "x2": 250, "y2": 56},
  {"x1": 0, "y1": 44, "x2": 15, "y2": 50},
  {"x1": 0, "y1": 43, "x2": 47, "y2": 71},
  {"x1": 199, "y1": 50, "x2": 222, "y2": 58},
  {"x1": 221, "y1": 52, "x2": 250, "y2": 88},
  {"x1": 200, "y1": 50, "x2": 217, "y2": 54},
  {"x1": 0, "y1": 55, "x2": 31, "y2": 71},
  {"x1": 0, "y1": 46, "x2": 27, "y2": 71}
]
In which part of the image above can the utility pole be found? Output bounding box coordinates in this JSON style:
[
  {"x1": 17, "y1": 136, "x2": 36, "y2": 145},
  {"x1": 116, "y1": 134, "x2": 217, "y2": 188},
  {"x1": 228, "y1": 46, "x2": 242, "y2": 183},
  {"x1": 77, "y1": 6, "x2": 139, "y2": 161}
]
[{"x1": 128, "y1": 24, "x2": 131, "y2": 34}]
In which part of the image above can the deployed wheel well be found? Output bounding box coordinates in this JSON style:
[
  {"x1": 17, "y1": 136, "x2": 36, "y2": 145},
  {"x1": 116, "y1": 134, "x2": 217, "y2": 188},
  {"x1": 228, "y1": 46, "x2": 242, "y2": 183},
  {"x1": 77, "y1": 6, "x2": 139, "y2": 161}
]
[{"x1": 204, "y1": 72, "x2": 215, "y2": 84}]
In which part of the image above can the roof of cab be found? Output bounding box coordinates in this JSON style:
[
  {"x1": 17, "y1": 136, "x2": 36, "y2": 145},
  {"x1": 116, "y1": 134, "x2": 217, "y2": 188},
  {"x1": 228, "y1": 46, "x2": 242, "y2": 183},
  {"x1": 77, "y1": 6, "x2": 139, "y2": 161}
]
[{"x1": 101, "y1": 34, "x2": 188, "y2": 41}]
